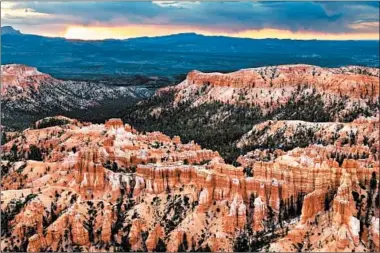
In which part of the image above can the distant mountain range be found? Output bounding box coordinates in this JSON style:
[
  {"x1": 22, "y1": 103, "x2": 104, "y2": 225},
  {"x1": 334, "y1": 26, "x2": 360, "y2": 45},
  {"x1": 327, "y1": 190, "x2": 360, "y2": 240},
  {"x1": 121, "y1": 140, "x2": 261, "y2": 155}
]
[
  {"x1": 1, "y1": 26, "x2": 379, "y2": 80},
  {"x1": 1, "y1": 26, "x2": 22, "y2": 35}
]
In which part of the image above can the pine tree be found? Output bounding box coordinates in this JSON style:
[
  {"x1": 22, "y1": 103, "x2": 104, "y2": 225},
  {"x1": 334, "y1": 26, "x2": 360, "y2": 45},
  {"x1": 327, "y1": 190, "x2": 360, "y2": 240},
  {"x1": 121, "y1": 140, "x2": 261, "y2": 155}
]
[
  {"x1": 324, "y1": 193, "x2": 330, "y2": 211},
  {"x1": 10, "y1": 144, "x2": 18, "y2": 161},
  {"x1": 178, "y1": 233, "x2": 188, "y2": 252},
  {"x1": 375, "y1": 192, "x2": 380, "y2": 208},
  {"x1": 370, "y1": 172, "x2": 377, "y2": 192},
  {"x1": 1, "y1": 132, "x2": 7, "y2": 145},
  {"x1": 28, "y1": 145, "x2": 43, "y2": 161},
  {"x1": 233, "y1": 232, "x2": 249, "y2": 252},
  {"x1": 155, "y1": 238, "x2": 167, "y2": 252}
]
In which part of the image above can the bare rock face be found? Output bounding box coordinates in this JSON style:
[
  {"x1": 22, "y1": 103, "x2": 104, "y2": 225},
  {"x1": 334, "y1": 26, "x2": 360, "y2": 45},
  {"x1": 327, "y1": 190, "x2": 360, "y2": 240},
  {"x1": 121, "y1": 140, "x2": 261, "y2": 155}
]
[
  {"x1": 223, "y1": 194, "x2": 247, "y2": 233},
  {"x1": 370, "y1": 217, "x2": 380, "y2": 251},
  {"x1": 105, "y1": 118, "x2": 125, "y2": 129},
  {"x1": 157, "y1": 65, "x2": 379, "y2": 122},
  {"x1": 74, "y1": 148, "x2": 107, "y2": 199},
  {"x1": 12, "y1": 199, "x2": 45, "y2": 237},
  {"x1": 129, "y1": 219, "x2": 146, "y2": 251},
  {"x1": 27, "y1": 234, "x2": 47, "y2": 252},
  {"x1": 333, "y1": 171, "x2": 356, "y2": 226},
  {"x1": 146, "y1": 225, "x2": 165, "y2": 252},
  {"x1": 300, "y1": 190, "x2": 325, "y2": 224},
  {"x1": 101, "y1": 206, "x2": 114, "y2": 243},
  {"x1": 70, "y1": 213, "x2": 90, "y2": 246},
  {"x1": 238, "y1": 131, "x2": 379, "y2": 252},
  {"x1": 166, "y1": 230, "x2": 185, "y2": 252},
  {"x1": 2, "y1": 63, "x2": 379, "y2": 253},
  {"x1": 332, "y1": 171, "x2": 360, "y2": 249},
  {"x1": 1, "y1": 64, "x2": 56, "y2": 95},
  {"x1": 252, "y1": 197, "x2": 267, "y2": 232},
  {"x1": 181, "y1": 65, "x2": 379, "y2": 101},
  {"x1": 185, "y1": 65, "x2": 379, "y2": 98}
]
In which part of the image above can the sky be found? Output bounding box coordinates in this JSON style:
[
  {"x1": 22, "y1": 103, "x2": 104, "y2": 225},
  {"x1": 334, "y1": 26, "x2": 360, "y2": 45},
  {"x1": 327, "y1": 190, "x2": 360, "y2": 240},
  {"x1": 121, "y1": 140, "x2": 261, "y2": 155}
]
[{"x1": 1, "y1": 1, "x2": 379, "y2": 40}]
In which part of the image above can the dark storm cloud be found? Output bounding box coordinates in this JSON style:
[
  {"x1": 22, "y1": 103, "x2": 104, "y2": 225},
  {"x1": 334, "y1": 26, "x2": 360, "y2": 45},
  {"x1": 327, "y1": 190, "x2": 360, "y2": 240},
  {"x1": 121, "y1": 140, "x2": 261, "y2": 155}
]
[{"x1": 5, "y1": 1, "x2": 380, "y2": 34}]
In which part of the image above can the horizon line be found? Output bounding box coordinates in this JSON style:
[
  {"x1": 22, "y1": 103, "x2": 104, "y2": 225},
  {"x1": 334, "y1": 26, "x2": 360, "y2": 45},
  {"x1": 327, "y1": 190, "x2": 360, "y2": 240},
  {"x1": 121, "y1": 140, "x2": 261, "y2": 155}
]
[{"x1": 2, "y1": 27, "x2": 379, "y2": 42}]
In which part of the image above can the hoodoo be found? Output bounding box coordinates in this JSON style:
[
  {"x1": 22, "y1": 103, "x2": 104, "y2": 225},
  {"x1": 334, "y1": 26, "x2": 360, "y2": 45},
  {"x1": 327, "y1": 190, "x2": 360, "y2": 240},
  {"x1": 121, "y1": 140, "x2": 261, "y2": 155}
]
[{"x1": 1, "y1": 115, "x2": 379, "y2": 252}]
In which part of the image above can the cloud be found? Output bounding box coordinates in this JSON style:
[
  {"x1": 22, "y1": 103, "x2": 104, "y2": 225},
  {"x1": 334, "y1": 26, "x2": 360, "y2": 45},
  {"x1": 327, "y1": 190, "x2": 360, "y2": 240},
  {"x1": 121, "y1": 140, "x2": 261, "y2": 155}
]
[
  {"x1": 152, "y1": 1, "x2": 201, "y2": 8},
  {"x1": 1, "y1": 1, "x2": 379, "y2": 39}
]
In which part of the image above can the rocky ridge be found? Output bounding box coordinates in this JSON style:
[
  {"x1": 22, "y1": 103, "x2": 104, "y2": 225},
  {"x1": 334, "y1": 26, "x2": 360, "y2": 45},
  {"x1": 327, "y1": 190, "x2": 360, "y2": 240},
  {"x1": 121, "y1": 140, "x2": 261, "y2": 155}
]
[
  {"x1": 158, "y1": 64, "x2": 379, "y2": 120},
  {"x1": 237, "y1": 116, "x2": 379, "y2": 151},
  {"x1": 1, "y1": 64, "x2": 153, "y2": 130},
  {"x1": 1, "y1": 64, "x2": 55, "y2": 95}
]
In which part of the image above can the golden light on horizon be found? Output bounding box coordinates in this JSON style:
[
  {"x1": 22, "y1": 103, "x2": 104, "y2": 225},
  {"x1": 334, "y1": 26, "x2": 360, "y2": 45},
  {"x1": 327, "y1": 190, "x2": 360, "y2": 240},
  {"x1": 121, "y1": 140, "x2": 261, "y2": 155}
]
[
  {"x1": 63, "y1": 25, "x2": 379, "y2": 41},
  {"x1": 235, "y1": 28, "x2": 379, "y2": 41},
  {"x1": 63, "y1": 25, "x2": 214, "y2": 40}
]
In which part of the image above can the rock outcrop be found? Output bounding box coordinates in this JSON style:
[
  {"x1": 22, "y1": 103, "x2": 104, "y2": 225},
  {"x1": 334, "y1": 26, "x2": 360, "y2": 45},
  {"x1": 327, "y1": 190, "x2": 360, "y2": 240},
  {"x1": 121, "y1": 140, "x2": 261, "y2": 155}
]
[
  {"x1": 184, "y1": 65, "x2": 379, "y2": 98},
  {"x1": 237, "y1": 116, "x2": 380, "y2": 150},
  {"x1": 1, "y1": 64, "x2": 56, "y2": 95},
  {"x1": 156, "y1": 65, "x2": 379, "y2": 121}
]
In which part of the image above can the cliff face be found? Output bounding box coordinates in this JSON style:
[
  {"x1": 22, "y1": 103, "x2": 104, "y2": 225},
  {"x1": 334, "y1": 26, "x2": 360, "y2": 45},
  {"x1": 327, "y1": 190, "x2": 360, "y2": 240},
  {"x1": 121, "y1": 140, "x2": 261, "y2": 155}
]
[
  {"x1": 184, "y1": 65, "x2": 379, "y2": 93},
  {"x1": 1, "y1": 116, "x2": 379, "y2": 252},
  {"x1": 1, "y1": 64, "x2": 56, "y2": 95},
  {"x1": 175, "y1": 65, "x2": 379, "y2": 101},
  {"x1": 157, "y1": 65, "x2": 379, "y2": 121}
]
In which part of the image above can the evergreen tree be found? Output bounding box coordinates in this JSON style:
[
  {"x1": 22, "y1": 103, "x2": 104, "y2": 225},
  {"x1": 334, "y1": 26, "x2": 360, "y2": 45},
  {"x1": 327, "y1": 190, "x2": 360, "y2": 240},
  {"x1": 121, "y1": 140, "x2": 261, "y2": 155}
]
[
  {"x1": 289, "y1": 196, "x2": 296, "y2": 217},
  {"x1": 370, "y1": 172, "x2": 377, "y2": 192},
  {"x1": 375, "y1": 192, "x2": 380, "y2": 208},
  {"x1": 233, "y1": 232, "x2": 249, "y2": 252},
  {"x1": 10, "y1": 144, "x2": 18, "y2": 161},
  {"x1": 324, "y1": 193, "x2": 330, "y2": 211},
  {"x1": 200, "y1": 244, "x2": 212, "y2": 252},
  {"x1": 120, "y1": 235, "x2": 131, "y2": 252},
  {"x1": 1, "y1": 132, "x2": 7, "y2": 145},
  {"x1": 296, "y1": 194, "x2": 303, "y2": 215},
  {"x1": 28, "y1": 145, "x2": 43, "y2": 161},
  {"x1": 112, "y1": 161, "x2": 118, "y2": 172},
  {"x1": 155, "y1": 238, "x2": 167, "y2": 252},
  {"x1": 365, "y1": 190, "x2": 373, "y2": 226},
  {"x1": 249, "y1": 193, "x2": 255, "y2": 209},
  {"x1": 178, "y1": 233, "x2": 188, "y2": 252},
  {"x1": 279, "y1": 199, "x2": 285, "y2": 227}
]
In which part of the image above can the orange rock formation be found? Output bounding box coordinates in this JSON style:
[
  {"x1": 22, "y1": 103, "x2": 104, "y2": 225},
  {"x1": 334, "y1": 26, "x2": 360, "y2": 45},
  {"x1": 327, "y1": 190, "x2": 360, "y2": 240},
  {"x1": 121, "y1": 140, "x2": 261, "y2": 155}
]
[{"x1": 1, "y1": 116, "x2": 378, "y2": 252}]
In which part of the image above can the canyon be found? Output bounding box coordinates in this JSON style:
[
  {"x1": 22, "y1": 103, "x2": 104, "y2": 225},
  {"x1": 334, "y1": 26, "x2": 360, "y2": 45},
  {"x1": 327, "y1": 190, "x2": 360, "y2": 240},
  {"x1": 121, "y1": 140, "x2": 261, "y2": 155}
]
[
  {"x1": 1, "y1": 117, "x2": 379, "y2": 252},
  {"x1": 1, "y1": 64, "x2": 379, "y2": 252},
  {"x1": 122, "y1": 64, "x2": 379, "y2": 162}
]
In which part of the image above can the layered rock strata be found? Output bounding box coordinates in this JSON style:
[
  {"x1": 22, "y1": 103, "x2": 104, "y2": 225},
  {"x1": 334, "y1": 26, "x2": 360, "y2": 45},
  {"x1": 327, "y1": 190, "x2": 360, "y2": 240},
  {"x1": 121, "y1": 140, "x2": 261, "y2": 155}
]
[
  {"x1": 1, "y1": 117, "x2": 379, "y2": 252},
  {"x1": 157, "y1": 65, "x2": 379, "y2": 120}
]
